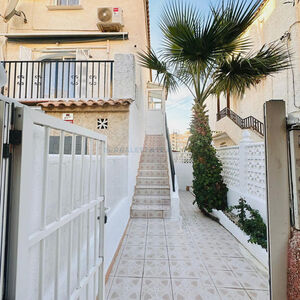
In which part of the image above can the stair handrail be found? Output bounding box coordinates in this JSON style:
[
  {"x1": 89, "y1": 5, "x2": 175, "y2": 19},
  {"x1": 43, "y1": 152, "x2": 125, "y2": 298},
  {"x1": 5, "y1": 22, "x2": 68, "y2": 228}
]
[
  {"x1": 217, "y1": 107, "x2": 264, "y2": 136},
  {"x1": 165, "y1": 114, "x2": 176, "y2": 192}
]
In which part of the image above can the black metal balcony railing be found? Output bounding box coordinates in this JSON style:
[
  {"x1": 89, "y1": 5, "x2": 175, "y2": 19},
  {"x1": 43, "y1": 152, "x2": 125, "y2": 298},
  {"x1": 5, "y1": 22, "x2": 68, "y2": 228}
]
[
  {"x1": 217, "y1": 107, "x2": 264, "y2": 136},
  {"x1": 0, "y1": 60, "x2": 114, "y2": 100}
]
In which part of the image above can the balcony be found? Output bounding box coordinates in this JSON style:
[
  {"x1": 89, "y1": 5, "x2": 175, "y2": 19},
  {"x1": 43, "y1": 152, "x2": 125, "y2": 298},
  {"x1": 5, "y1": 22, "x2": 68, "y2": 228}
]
[{"x1": 0, "y1": 60, "x2": 114, "y2": 101}]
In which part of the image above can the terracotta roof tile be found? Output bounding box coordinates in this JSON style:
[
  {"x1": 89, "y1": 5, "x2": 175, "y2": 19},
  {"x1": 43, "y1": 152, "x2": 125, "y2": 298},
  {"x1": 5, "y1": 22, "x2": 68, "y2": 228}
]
[{"x1": 38, "y1": 99, "x2": 134, "y2": 108}]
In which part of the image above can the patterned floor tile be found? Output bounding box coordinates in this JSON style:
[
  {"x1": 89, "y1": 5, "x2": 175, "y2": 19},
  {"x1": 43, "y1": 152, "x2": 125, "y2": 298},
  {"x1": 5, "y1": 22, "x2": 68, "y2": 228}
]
[
  {"x1": 115, "y1": 259, "x2": 144, "y2": 277},
  {"x1": 108, "y1": 277, "x2": 142, "y2": 300},
  {"x1": 126, "y1": 235, "x2": 147, "y2": 246},
  {"x1": 209, "y1": 270, "x2": 242, "y2": 288},
  {"x1": 218, "y1": 246, "x2": 243, "y2": 258},
  {"x1": 122, "y1": 245, "x2": 145, "y2": 260},
  {"x1": 218, "y1": 288, "x2": 251, "y2": 299},
  {"x1": 226, "y1": 257, "x2": 256, "y2": 272},
  {"x1": 169, "y1": 260, "x2": 209, "y2": 282},
  {"x1": 147, "y1": 226, "x2": 165, "y2": 236},
  {"x1": 107, "y1": 192, "x2": 270, "y2": 300},
  {"x1": 146, "y1": 235, "x2": 167, "y2": 247},
  {"x1": 166, "y1": 235, "x2": 193, "y2": 247},
  {"x1": 246, "y1": 289, "x2": 270, "y2": 300},
  {"x1": 172, "y1": 279, "x2": 220, "y2": 300},
  {"x1": 141, "y1": 278, "x2": 173, "y2": 300},
  {"x1": 234, "y1": 271, "x2": 269, "y2": 290},
  {"x1": 145, "y1": 246, "x2": 168, "y2": 259},
  {"x1": 144, "y1": 260, "x2": 170, "y2": 278},
  {"x1": 203, "y1": 256, "x2": 230, "y2": 271},
  {"x1": 168, "y1": 246, "x2": 193, "y2": 260}
]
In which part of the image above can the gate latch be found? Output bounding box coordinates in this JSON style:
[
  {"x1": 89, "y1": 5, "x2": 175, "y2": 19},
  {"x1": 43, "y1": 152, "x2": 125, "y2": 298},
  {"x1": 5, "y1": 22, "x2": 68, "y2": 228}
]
[
  {"x1": 9, "y1": 130, "x2": 22, "y2": 145},
  {"x1": 2, "y1": 130, "x2": 22, "y2": 158}
]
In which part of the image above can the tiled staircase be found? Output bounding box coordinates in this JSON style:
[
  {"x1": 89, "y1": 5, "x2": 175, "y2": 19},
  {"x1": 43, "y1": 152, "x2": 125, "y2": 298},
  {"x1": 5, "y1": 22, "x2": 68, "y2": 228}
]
[{"x1": 131, "y1": 135, "x2": 171, "y2": 218}]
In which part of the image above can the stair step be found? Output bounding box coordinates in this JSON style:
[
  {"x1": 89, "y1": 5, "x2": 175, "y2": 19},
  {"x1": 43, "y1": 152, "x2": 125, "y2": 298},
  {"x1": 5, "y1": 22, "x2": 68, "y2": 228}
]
[
  {"x1": 135, "y1": 188, "x2": 170, "y2": 196},
  {"x1": 136, "y1": 177, "x2": 169, "y2": 186},
  {"x1": 140, "y1": 163, "x2": 168, "y2": 170},
  {"x1": 140, "y1": 157, "x2": 167, "y2": 163},
  {"x1": 136, "y1": 185, "x2": 169, "y2": 189},
  {"x1": 139, "y1": 170, "x2": 168, "y2": 177},
  {"x1": 131, "y1": 204, "x2": 171, "y2": 219}
]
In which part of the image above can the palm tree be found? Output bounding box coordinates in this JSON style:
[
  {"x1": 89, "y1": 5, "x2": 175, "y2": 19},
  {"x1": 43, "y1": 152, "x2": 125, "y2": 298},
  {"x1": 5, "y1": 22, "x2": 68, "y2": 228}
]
[{"x1": 138, "y1": 0, "x2": 290, "y2": 211}]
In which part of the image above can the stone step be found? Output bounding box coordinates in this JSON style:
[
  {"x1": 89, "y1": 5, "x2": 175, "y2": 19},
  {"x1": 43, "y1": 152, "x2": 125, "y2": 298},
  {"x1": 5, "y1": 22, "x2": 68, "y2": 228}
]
[
  {"x1": 136, "y1": 177, "x2": 169, "y2": 186},
  {"x1": 138, "y1": 170, "x2": 168, "y2": 177},
  {"x1": 140, "y1": 157, "x2": 167, "y2": 163},
  {"x1": 131, "y1": 204, "x2": 171, "y2": 219},
  {"x1": 133, "y1": 198, "x2": 170, "y2": 205},
  {"x1": 135, "y1": 187, "x2": 170, "y2": 196},
  {"x1": 139, "y1": 163, "x2": 168, "y2": 170},
  {"x1": 141, "y1": 152, "x2": 167, "y2": 157},
  {"x1": 136, "y1": 185, "x2": 169, "y2": 189}
]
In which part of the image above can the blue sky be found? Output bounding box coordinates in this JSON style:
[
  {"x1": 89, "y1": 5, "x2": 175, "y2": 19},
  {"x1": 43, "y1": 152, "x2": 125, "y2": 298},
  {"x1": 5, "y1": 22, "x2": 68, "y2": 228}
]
[{"x1": 148, "y1": 0, "x2": 253, "y2": 133}]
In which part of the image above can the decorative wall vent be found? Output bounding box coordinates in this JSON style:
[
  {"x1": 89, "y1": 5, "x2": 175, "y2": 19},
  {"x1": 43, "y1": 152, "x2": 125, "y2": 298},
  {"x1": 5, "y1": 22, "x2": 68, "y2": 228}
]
[{"x1": 97, "y1": 118, "x2": 108, "y2": 129}]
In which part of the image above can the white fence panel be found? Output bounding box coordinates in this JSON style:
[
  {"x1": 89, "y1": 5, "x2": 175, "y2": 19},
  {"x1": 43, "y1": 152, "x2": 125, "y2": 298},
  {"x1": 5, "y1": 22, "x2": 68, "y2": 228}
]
[
  {"x1": 217, "y1": 134, "x2": 267, "y2": 221},
  {"x1": 6, "y1": 104, "x2": 107, "y2": 300}
]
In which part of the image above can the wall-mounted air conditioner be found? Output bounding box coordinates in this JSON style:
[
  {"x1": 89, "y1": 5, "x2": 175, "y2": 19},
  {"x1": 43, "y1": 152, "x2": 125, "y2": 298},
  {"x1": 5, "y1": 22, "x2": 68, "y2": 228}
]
[{"x1": 97, "y1": 7, "x2": 123, "y2": 32}]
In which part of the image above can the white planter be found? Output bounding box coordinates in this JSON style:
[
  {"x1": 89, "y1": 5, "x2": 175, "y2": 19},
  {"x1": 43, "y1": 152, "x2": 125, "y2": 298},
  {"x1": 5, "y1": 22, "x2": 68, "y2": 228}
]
[{"x1": 212, "y1": 209, "x2": 268, "y2": 269}]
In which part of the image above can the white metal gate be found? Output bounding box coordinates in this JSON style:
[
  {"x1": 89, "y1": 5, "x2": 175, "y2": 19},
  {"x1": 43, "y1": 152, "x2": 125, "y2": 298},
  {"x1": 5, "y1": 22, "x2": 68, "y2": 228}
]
[
  {"x1": 0, "y1": 99, "x2": 14, "y2": 298},
  {"x1": 4, "y1": 101, "x2": 106, "y2": 300}
]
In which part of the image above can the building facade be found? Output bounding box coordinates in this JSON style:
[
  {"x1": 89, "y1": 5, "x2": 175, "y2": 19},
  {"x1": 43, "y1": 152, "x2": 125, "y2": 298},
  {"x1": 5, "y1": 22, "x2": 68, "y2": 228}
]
[
  {"x1": 170, "y1": 130, "x2": 191, "y2": 152},
  {"x1": 206, "y1": 0, "x2": 300, "y2": 147},
  {"x1": 0, "y1": 0, "x2": 152, "y2": 155}
]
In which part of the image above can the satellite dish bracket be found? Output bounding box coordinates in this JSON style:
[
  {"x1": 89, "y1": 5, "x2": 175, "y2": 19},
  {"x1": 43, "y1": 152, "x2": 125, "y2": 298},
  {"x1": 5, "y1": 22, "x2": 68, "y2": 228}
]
[{"x1": 8, "y1": 10, "x2": 27, "y2": 23}]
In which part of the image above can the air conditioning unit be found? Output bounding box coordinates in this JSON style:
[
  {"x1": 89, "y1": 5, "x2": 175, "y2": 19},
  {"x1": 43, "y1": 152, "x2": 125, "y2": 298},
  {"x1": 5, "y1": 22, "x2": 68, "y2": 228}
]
[{"x1": 97, "y1": 7, "x2": 123, "y2": 32}]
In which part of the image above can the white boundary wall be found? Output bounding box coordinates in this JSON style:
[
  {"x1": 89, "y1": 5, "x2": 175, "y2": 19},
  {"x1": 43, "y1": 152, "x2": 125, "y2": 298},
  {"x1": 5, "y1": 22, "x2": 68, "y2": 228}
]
[
  {"x1": 104, "y1": 155, "x2": 129, "y2": 274},
  {"x1": 216, "y1": 131, "x2": 267, "y2": 221},
  {"x1": 173, "y1": 152, "x2": 193, "y2": 191}
]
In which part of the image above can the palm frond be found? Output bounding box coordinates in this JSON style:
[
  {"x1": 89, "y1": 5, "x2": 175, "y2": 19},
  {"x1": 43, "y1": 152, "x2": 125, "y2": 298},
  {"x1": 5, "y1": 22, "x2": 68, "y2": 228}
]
[
  {"x1": 159, "y1": 0, "x2": 262, "y2": 66},
  {"x1": 213, "y1": 43, "x2": 291, "y2": 96},
  {"x1": 137, "y1": 48, "x2": 179, "y2": 92}
]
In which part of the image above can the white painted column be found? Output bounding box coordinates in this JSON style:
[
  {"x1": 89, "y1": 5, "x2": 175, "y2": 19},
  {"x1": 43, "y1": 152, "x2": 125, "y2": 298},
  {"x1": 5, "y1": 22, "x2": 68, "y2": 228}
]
[{"x1": 113, "y1": 54, "x2": 136, "y2": 100}]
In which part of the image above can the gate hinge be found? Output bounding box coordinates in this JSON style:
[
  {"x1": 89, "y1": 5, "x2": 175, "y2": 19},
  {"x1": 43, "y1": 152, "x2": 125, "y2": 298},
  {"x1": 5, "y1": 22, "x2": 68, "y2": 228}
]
[
  {"x1": 3, "y1": 144, "x2": 10, "y2": 158},
  {"x1": 9, "y1": 130, "x2": 22, "y2": 145}
]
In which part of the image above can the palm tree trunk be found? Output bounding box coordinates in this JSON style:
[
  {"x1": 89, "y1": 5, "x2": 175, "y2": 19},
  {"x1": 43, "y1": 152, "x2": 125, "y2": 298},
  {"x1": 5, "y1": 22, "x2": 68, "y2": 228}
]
[{"x1": 189, "y1": 102, "x2": 228, "y2": 212}]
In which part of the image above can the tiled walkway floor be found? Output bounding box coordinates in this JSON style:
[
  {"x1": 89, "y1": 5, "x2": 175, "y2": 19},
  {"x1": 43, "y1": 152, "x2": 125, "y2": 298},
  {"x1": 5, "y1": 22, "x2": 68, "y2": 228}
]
[{"x1": 106, "y1": 191, "x2": 270, "y2": 300}]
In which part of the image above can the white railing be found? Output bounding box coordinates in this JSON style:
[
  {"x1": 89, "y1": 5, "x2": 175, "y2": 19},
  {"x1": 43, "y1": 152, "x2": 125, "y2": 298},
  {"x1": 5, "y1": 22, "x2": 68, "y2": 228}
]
[
  {"x1": 6, "y1": 100, "x2": 107, "y2": 300},
  {"x1": 217, "y1": 132, "x2": 267, "y2": 220}
]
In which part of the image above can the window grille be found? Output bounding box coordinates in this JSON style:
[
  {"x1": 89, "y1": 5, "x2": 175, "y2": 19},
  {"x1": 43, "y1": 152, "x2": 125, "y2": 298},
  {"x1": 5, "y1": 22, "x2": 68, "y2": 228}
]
[{"x1": 97, "y1": 118, "x2": 108, "y2": 130}]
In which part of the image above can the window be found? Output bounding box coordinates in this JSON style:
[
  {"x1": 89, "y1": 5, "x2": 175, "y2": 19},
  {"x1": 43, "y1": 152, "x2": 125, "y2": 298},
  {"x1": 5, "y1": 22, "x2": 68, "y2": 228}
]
[
  {"x1": 97, "y1": 118, "x2": 108, "y2": 130},
  {"x1": 56, "y1": 0, "x2": 79, "y2": 5},
  {"x1": 40, "y1": 55, "x2": 76, "y2": 99}
]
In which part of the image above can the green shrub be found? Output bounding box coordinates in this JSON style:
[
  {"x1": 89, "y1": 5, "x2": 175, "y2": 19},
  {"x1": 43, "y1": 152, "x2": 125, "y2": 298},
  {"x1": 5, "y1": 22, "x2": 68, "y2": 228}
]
[
  {"x1": 189, "y1": 103, "x2": 228, "y2": 212},
  {"x1": 228, "y1": 198, "x2": 267, "y2": 249}
]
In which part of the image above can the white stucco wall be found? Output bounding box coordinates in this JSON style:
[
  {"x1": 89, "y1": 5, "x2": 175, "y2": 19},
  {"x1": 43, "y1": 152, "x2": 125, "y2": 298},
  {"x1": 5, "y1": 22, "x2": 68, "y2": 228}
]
[{"x1": 174, "y1": 163, "x2": 193, "y2": 191}]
